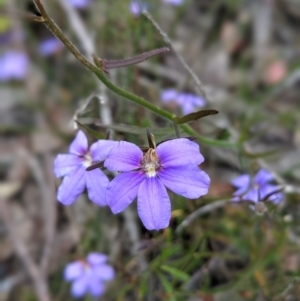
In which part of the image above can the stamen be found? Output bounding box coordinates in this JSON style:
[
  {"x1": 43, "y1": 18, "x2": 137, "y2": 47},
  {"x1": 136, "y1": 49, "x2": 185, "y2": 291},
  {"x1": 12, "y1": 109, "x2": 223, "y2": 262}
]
[{"x1": 141, "y1": 149, "x2": 160, "y2": 178}]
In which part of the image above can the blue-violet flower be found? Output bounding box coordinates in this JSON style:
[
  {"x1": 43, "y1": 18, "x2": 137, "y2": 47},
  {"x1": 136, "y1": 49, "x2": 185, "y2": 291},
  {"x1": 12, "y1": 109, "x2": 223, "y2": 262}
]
[
  {"x1": 232, "y1": 169, "x2": 283, "y2": 205},
  {"x1": 130, "y1": 0, "x2": 147, "y2": 17},
  {"x1": 161, "y1": 89, "x2": 205, "y2": 115},
  {"x1": 68, "y1": 0, "x2": 91, "y2": 8},
  {"x1": 0, "y1": 50, "x2": 29, "y2": 81},
  {"x1": 104, "y1": 138, "x2": 210, "y2": 230},
  {"x1": 162, "y1": 0, "x2": 184, "y2": 5},
  {"x1": 64, "y1": 252, "x2": 114, "y2": 298},
  {"x1": 39, "y1": 37, "x2": 63, "y2": 57},
  {"x1": 53, "y1": 130, "x2": 117, "y2": 206}
]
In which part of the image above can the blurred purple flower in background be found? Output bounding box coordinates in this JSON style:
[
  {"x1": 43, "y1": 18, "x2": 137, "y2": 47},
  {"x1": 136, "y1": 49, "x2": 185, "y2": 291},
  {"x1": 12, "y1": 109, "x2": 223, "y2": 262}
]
[
  {"x1": 0, "y1": 50, "x2": 29, "y2": 82},
  {"x1": 130, "y1": 0, "x2": 147, "y2": 17},
  {"x1": 68, "y1": 0, "x2": 91, "y2": 8},
  {"x1": 64, "y1": 252, "x2": 114, "y2": 298},
  {"x1": 162, "y1": 0, "x2": 184, "y2": 5},
  {"x1": 53, "y1": 131, "x2": 117, "y2": 206},
  {"x1": 39, "y1": 37, "x2": 63, "y2": 56},
  {"x1": 105, "y1": 138, "x2": 210, "y2": 230},
  {"x1": 161, "y1": 89, "x2": 206, "y2": 115},
  {"x1": 232, "y1": 169, "x2": 283, "y2": 205}
]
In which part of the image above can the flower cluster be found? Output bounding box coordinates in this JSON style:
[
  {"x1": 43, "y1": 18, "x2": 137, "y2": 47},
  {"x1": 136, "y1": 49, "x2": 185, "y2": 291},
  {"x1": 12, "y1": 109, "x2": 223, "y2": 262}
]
[
  {"x1": 64, "y1": 252, "x2": 114, "y2": 298},
  {"x1": 161, "y1": 89, "x2": 206, "y2": 115},
  {"x1": 54, "y1": 131, "x2": 210, "y2": 229},
  {"x1": 55, "y1": 131, "x2": 209, "y2": 297},
  {"x1": 231, "y1": 169, "x2": 283, "y2": 213}
]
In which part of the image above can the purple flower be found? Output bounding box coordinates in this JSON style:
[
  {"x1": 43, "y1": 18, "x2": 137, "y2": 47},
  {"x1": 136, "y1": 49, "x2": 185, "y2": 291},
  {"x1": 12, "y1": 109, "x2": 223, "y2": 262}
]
[
  {"x1": 0, "y1": 50, "x2": 29, "y2": 81},
  {"x1": 64, "y1": 252, "x2": 114, "y2": 298},
  {"x1": 130, "y1": 0, "x2": 147, "y2": 17},
  {"x1": 53, "y1": 131, "x2": 117, "y2": 206},
  {"x1": 161, "y1": 89, "x2": 178, "y2": 103},
  {"x1": 232, "y1": 169, "x2": 283, "y2": 205},
  {"x1": 39, "y1": 37, "x2": 63, "y2": 56},
  {"x1": 162, "y1": 0, "x2": 184, "y2": 5},
  {"x1": 104, "y1": 138, "x2": 210, "y2": 230},
  {"x1": 68, "y1": 0, "x2": 91, "y2": 8},
  {"x1": 161, "y1": 89, "x2": 206, "y2": 115}
]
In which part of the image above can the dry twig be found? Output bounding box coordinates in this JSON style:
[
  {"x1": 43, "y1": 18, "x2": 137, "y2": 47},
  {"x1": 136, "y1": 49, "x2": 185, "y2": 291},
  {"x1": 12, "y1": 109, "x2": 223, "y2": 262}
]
[
  {"x1": 142, "y1": 10, "x2": 210, "y2": 102},
  {"x1": 0, "y1": 198, "x2": 51, "y2": 301}
]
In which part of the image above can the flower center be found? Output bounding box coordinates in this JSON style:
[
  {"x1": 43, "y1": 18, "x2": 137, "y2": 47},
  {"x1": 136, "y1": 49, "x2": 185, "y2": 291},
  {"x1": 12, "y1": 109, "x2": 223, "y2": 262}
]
[
  {"x1": 80, "y1": 260, "x2": 92, "y2": 273},
  {"x1": 82, "y1": 153, "x2": 93, "y2": 168},
  {"x1": 141, "y1": 149, "x2": 160, "y2": 178}
]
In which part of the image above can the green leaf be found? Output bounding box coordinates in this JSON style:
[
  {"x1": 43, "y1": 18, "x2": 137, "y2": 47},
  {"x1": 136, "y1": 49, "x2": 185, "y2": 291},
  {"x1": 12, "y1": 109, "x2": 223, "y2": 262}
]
[
  {"x1": 157, "y1": 273, "x2": 176, "y2": 301},
  {"x1": 160, "y1": 265, "x2": 189, "y2": 282}
]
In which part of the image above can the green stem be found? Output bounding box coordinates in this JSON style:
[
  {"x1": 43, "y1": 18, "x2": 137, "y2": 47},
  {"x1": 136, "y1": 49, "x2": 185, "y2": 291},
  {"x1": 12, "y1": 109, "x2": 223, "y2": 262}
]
[{"x1": 32, "y1": 0, "x2": 237, "y2": 148}]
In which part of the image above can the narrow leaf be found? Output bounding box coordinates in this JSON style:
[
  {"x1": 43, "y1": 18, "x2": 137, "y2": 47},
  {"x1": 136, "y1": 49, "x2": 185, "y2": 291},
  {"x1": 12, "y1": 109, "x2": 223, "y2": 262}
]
[
  {"x1": 157, "y1": 273, "x2": 176, "y2": 301},
  {"x1": 175, "y1": 109, "x2": 218, "y2": 124},
  {"x1": 243, "y1": 149, "x2": 281, "y2": 159},
  {"x1": 160, "y1": 265, "x2": 189, "y2": 282}
]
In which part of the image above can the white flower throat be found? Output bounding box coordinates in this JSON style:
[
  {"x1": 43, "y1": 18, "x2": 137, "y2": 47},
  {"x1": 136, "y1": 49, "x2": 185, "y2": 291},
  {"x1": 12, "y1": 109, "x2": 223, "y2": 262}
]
[
  {"x1": 82, "y1": 153, "x2": 93, "y2": 168},
  {"x1": 141, "y1": 149, "x2": 160, "y2": 178}
]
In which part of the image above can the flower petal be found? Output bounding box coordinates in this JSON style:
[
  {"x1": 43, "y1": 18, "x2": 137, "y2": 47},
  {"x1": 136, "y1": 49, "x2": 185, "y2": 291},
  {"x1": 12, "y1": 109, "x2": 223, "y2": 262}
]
[
  {"x1": 193, "y1": 95, "x2": 206, "y2": 107},
  {"x1": 90, "y1": 140, "x2": 118, "y2": 162},
  {"x1": 158, "y1": 166, "x2": 210, "y2": 199},
  {"x1": 239, "y1": 187, "x2": 260, "y2": 203},
  {"x1": 178, "y1": 93, "x2": 196, "y2": 114},
  {"x1": 53, "y1": 154, "x2": 82, "y2": 178},
  {"x1": 255, "y1": 169, "x2": 274, "y2": 185},
  {"x1": 69, "y1": 130, "x2": 88, "y2": 156},
  {"x1": 156, "y1": 138, "x2": 204, "y2": 167},
  {"x1": 57, "y1": 167, "x2": 86, "y2": 205},
  {"x1": 260, "y1": 184, "x2": 283, "y2": 204},
  {"x1": 85, "y1": 168, "x2": 109, "y2": 206},
  {"x1": 137, "y1": 177, "x2": 171, "y2": 230},
  {"x1": 71, "y1": 275, "x2": 89, "y2": 298},
  {"x1": 87, "y1": 277, "x2": 104, "y2": 297},
  {"x1": 106, "y1": 172, "x2": 145, "y2": 214},
  {"x1": 231, "y1": 174, "x2": 251, "y2": 188},
  {"x1": 181, "y1": 101, "x2": 195, "y2": 115},
  {"x1": 64, "y1": 262, "x2": 84, "y2": 281},
  {"x1": 104, "y1": 141, "x2": 143, "y2": 172},
  {"x1": 160, "y1": 89, "x2": 178, "y2": 103},
  {"x1": 87, "y1": 253, "x2": 107, "y2": 265},
  {"x1": 93, "y1": 264, "x2": 115, "y2": 281}
]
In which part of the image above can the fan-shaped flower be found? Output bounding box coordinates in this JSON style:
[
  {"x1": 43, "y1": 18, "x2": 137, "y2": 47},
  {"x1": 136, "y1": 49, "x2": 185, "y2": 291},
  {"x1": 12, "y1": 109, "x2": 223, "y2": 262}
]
[
  {"x1": 39, "y1": 37, "x2": 63, "y2": 56},
  {"x1": 0, "y1": 50, "x2": 29, "y2": 81},
  {"x1": 232, "y1": 169, "x2": 283, "y2": 205},
  {"x1": 161, "y1": 89, "x2": 206, "y2": 115},
  {"x1": 53, "y1": 131, "x2": 117, "y2": 206},
  {"x1": 105, "y1": 137, "x2": 210, "y2": 230},
  {"x1": 64, "y1": 252, "x2": 114, "y2": 298}
]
